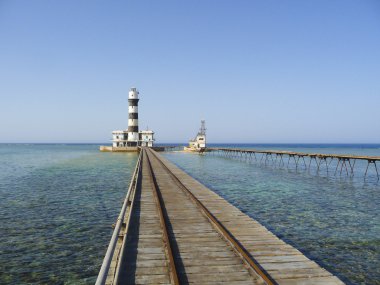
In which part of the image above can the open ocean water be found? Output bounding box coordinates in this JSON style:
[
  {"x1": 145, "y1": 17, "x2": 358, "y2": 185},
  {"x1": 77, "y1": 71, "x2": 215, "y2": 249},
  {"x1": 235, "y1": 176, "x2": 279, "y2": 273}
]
[{"x1": 0, "y1": 143, "x2": 379, "y2": 284}]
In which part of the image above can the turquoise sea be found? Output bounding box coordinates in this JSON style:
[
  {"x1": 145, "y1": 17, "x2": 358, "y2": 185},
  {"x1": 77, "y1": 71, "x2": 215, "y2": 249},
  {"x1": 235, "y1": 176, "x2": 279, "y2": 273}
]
[{"x1": 0, "y1": 144, "x2": 379, "y2": 284}]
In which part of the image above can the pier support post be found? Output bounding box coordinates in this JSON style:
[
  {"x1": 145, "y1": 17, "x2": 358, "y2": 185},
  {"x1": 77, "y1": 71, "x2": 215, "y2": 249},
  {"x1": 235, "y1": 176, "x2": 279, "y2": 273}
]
[
  {"x1": 365, "y1": 160, "x2": 379, "y2": 180},
  {"x1": 317, "y1": 157, "x2": 329, "y2": 173},
  {"x1": 350, "y1": 159, "x2": 356, "y2": 176},
  {"x1": 309, "y1": 155, "x2": 317, "y2": 169},
  {"x1": 287, "y1": 154, "x2": 297, "y2": 168}
]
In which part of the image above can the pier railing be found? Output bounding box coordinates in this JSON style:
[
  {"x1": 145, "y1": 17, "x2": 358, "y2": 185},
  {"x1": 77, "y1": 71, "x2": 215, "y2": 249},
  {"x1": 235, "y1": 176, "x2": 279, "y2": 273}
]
[{"x1": 95, "y1": 151, "x2": 142, "y2": 285}]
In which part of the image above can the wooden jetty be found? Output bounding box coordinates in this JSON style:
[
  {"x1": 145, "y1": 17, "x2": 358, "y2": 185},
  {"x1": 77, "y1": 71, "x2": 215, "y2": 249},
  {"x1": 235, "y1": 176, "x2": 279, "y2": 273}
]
[
  {"x1": 96, "y1": 147, "x2": 345, "y2": 285},
  {"x1": 207, "y1": 147, "x2": 380, "y2": 179}
]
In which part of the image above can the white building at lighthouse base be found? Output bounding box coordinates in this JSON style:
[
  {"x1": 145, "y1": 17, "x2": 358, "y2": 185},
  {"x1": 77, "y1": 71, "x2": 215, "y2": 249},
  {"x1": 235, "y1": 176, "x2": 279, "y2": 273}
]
[{"x1": 111, "y1": 129, "x2": 154, "y2": 148}]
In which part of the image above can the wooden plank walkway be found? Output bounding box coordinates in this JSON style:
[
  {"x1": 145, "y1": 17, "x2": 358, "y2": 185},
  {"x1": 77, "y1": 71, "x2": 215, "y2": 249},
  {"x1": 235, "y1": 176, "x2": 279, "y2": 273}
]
[
  {"x1": 115, "y1": 151, "x2": 172, "y2": 284},
  {"x1": 145, "y1": 149, "x2": 264, "y2": 285},
  {"x1": 98, "y1": 147, "x2": 345, "y2": 285}
]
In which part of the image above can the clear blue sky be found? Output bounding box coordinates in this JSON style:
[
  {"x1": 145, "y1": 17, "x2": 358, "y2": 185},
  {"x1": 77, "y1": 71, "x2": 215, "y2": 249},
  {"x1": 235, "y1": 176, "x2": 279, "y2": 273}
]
[{"x1": 0, "y1": 0, "x2": 379, "y2": 143}]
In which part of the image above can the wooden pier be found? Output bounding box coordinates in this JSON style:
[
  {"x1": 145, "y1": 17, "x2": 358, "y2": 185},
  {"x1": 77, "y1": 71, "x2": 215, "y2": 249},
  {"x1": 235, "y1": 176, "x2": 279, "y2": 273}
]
[
  {"x1": 96, "y1": 147, "x2": 345, "y2": 285},
  {"x1": 207, "y1": 148, "x2": 380, "y2": 179}
]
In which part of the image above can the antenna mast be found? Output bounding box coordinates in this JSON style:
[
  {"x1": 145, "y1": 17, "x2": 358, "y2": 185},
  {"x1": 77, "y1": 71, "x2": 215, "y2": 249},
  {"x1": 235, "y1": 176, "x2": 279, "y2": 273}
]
[{"x1": 199, "y1": 120, "x2": 206, "y2": 135}]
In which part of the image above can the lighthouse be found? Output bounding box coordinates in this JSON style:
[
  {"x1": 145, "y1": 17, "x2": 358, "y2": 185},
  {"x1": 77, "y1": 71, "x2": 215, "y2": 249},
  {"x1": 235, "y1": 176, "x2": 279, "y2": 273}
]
[
  {"x1": 127, "y1": 87, "x2": 139, "y2": 146},
  {"x1": 101, "y1": 87, "x2": 155, "y2": 151}
]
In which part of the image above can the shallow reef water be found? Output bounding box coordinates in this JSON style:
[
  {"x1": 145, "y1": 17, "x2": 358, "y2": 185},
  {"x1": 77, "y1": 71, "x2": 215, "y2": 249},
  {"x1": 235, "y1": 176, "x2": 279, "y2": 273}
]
[
  {"x1": 0, "y1": 144, "x2": 137, "y2": 284},
  {"x1": 0, "y1": 143, "x2": 379, "y2": 284}
]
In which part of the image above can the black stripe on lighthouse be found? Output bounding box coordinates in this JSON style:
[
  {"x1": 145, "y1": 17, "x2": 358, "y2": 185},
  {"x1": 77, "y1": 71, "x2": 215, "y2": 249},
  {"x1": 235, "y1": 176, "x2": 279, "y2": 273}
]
[
  {"x1": 129, "y1": 113, "x2": 138, "y2": 119},
  {"x1": 128, "y1": 126, "x2": 138, "y2": 132},
  {"x1": 128, "y1": 99, "x2": 139, "y2": 106}
]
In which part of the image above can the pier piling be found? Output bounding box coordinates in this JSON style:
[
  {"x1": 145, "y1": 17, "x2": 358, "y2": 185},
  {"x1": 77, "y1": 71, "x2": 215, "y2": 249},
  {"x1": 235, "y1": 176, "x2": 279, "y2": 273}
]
[{"x1": 207, "y1": 148, "x2": 380, "y2": 180}]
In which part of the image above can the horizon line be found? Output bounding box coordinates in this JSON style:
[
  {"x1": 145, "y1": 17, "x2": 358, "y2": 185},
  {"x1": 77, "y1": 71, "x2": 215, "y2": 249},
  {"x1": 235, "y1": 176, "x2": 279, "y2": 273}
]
[{"x1": 1, "y1": 142, "x2": 380, "y2": 145}]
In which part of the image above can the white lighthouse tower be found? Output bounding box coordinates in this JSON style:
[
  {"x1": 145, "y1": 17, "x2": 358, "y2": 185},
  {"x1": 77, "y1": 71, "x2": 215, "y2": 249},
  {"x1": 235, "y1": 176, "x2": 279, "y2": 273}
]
[
  {"x1": 100, "y1": 87, "x2": 155, "y2": 152},
  {"x1": 127, "y1": 87, "x2": 139, "y2": 146}
]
